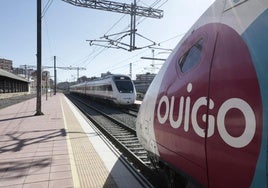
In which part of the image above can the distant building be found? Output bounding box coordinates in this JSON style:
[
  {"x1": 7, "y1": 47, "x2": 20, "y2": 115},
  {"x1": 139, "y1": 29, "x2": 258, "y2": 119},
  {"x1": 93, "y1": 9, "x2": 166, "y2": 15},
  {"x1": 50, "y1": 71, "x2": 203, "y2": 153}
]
[
  {"x1": 0, "y1": 58, "x2": 12, "y2": 72},
  {"x1": 31, "y1": 70, "x2": 52, "y2": 92},
  {"x1": 13, "y1": 67, "x2": 25, "y2": 75},
  {"x1": 135, "y1": 73, "x2": 156, "y2": 83},
  {"x1": 101, "y1": 71, "x2": 112, "y2": 78},
  {"x1": 13, "y1": 67, "x2": 35, "y2": 81},
  {"x1": 57, "y1": 82, "x2": 70, "y2": 91},
  {"x1": 134, "y1": 72, "x2": 156, "y2": 94}
]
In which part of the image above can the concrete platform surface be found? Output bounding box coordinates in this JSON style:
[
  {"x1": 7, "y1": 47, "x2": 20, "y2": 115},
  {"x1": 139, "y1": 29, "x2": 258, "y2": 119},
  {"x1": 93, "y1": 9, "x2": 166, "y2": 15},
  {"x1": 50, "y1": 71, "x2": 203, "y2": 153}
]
[{"x1": 0, "y1": 93, "x2": 145, "y2": 188}]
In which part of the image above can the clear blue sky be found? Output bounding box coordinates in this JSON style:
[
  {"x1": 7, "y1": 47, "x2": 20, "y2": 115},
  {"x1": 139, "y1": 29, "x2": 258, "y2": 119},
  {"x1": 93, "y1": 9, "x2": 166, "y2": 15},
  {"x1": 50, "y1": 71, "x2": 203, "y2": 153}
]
[{"x1": 0, "y1": 0, "x2": 214, "y2": 82}]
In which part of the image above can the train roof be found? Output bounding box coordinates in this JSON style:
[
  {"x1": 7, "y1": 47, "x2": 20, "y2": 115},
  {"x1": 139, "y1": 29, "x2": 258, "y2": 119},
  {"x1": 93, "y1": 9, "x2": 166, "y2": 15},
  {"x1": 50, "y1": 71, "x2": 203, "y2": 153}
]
[
  {"x1": 70, "y1": 74, "x2": 132, "y2": 88},
  {"x1": 101, "y1": 74, "x2": 131, "y2": 80}
]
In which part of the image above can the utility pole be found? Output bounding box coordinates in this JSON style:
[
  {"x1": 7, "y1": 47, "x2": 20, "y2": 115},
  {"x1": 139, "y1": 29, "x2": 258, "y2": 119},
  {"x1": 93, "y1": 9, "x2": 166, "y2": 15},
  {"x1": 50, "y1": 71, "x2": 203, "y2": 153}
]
[
  {"x1": 152, "y1": 49, "x2": 155, "y2": 74},
  {"x1": 23, "y1": 65, "x2": 27, "y2": 79},
  {"x1": 45, "y1": 72, "x2": 48, "y2": 101},
  {"x1": 130, "y1": 0, "x2": 136, "y2": 51},
  {"x1": 54, "y1": 56, "x2": 57, "y2": 95},
  {"x1": 129, "y1": 63, "x2": 132, "y2": 79},
  {"x1": 77, "y1": 67, "x2": 81, "y2": 82},
  {"x1": 35, "y1": 0, "x2": 43, "y2": 116}
]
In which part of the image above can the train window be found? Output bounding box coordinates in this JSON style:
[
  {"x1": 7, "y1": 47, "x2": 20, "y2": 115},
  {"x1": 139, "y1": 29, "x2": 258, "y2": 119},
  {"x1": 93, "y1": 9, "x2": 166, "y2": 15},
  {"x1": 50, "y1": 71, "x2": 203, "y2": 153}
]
[
  {"x1": 178, "y1": 38, "x2": 204, "y2": 73},
  {"x1": 107, "y1": 85, "x2": 112, "y2": 91},
  {"x1": 115, "y1": 80, "x2": 134, "y2": 93}
]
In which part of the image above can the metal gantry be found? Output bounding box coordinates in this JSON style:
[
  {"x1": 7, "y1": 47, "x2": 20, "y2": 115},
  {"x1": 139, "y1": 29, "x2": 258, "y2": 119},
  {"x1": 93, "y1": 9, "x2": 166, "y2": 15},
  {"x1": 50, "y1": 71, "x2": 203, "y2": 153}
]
[
  {"x1": 35, "y1": 0, "x2": 162, "y2": 116},
  {"x1": 63, "y1": 0, "x2": 164, "y2": 51},
  {"x1": 24, "y1": 64, "x2": 86, "y2": 82},
  {"x1": 62, "y1": 0, "x2": 163, "y2": 18},
  {"x1": 23, "y1": 62, "x2": 85, "y2": 95}
]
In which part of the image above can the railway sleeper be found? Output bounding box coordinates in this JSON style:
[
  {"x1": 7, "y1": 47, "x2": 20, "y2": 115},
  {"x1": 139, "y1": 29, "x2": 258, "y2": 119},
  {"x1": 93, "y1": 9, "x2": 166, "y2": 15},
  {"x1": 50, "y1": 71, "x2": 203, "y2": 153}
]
[
  {"x1": 113, "y1": 133, "x2": 133, "y2": 137},
  {"x1": 120, "y1": 140, "x2": 140, "y2": 144},
  {"x1": 136, "y1": 154, "x2": 150, "y2": 160},
  {"x1": 129, "y1": 147, "x2": 145, "y2": 151},
  {"x1": 109, "y1": 128, "x2": 130, "y2": 133},
  {"x1": 105, "y1": 127, "x2": 125, "y2": 131},
  {"x1": 117, "y1": 137, "x2": 137, "y2": 141},
  {"x1": 115, "y1": 131, "x2": 130, "y2": 135},
  {"x1": 139, "y1": 158, "x2": 151, "y2": 164},
  {"x1": 124, "y1": 143, "x2": 143, "y2": 148},
  {"x1": 143, "y1": 161, "x2": 152, "y2": 166},
  {"x1": 115, "y1": 135, "x2": 136, "y2": 139},
  {"x1": 138, "y1": 156, "x2": 151, "y2": 161},
  {"x1": 133, "y1": 150, "x2": 148, "y2": 155},
  {"x1": 107, "y1": 131, "x2": 128, "y2": 135}
]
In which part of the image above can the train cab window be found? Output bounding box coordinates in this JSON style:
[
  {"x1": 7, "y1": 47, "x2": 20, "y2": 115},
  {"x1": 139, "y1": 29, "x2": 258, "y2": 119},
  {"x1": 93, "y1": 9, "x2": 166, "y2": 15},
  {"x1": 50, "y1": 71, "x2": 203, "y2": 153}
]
[
  {"x1": 107, "y1": 85, "x2": 112, "y2": 91},
  {"x1": 113, "y1": 76, "x2": 134, "y2": 93},
  {"x1": 115, "y1": 81, "x2": 134, "y2": 93},
  {"x1": 178, "y1": 38, "x2": 204, "y2": 73}
]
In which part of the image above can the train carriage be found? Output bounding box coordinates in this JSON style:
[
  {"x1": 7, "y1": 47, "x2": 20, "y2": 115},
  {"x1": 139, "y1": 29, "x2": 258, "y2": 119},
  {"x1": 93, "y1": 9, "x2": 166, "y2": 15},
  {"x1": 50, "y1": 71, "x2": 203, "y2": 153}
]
[
  {"x1": 136, "y1": 0, "x2": 268, "y2": 187},
  {"x1": 70, "y1": 74, "x2": 136, "y2": 105}
]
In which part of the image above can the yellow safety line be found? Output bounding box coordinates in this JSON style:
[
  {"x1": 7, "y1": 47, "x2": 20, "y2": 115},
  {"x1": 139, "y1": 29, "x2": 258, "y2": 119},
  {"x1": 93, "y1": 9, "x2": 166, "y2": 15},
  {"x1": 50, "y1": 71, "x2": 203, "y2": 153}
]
[{"x1": 60, "y1": 98, "x2": 81, "y2": 188}]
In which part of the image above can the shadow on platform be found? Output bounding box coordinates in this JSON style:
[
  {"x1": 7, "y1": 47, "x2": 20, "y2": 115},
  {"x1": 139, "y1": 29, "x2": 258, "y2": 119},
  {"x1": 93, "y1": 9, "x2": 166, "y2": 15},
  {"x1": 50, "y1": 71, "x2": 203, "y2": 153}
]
[
  {"x1": 0, "y1": 158, "x2": 51, "y2": 179},
  {"x1": 0, "y1": 128, "x2": 67, "y2": 154},
  {"x1": 0, "y1": 114, "x2": 36, "y2": 122}
]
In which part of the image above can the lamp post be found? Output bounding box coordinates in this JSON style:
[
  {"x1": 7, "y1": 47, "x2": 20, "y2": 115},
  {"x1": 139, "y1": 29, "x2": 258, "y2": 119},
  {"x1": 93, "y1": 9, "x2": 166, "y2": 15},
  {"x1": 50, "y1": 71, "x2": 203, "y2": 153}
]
[{"x1": 35, "y1": 0, "x2": 43, "y2": 115}]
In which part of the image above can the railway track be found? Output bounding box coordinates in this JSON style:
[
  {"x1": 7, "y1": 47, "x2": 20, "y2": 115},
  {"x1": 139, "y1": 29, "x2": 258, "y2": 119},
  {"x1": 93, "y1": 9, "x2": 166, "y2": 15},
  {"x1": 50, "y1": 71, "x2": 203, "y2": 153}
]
[
  {"x1": 66, "y1": 94, "x2": 164, "y2": 187},
  {"x1": 119, "y1": 106, "x2": 138, "y2": 117}
]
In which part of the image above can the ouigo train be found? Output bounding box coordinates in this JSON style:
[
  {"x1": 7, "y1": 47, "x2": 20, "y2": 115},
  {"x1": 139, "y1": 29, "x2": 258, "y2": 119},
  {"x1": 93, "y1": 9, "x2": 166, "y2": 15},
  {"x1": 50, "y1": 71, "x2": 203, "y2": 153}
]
[
  {"x1": 70, "y1": 74, "x2": 136, "y2": 105},
  {"x1": 136, "y1": 0, "x2": 268, "y2": 187}
]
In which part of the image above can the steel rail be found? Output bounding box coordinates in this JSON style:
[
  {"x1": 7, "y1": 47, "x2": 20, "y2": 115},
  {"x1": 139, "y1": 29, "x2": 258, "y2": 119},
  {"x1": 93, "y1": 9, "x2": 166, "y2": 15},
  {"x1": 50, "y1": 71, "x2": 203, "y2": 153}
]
[{"x1": 67, "y1": 95, "x2": 155, "y2": 186}]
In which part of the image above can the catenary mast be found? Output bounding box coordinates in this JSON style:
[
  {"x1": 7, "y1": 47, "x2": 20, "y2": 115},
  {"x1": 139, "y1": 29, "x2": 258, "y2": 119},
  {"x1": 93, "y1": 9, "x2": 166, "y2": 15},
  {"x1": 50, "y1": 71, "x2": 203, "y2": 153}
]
[{"x1": 35, "y1": 0, "x2": 163, "y2": 115}]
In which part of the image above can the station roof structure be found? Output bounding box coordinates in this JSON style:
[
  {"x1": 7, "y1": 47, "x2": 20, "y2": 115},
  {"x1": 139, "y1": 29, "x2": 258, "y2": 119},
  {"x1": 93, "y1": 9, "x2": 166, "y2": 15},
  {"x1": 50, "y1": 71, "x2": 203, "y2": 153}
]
[{"x1": 0, "y1": 68, "x2": 28, "y2": 83}]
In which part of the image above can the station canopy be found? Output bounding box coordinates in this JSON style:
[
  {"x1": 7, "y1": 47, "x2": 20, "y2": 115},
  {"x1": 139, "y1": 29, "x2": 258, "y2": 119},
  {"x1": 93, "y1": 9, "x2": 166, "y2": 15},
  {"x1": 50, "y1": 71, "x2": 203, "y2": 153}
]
[{"x1": 0, "y1": 69, "x2": 28, "y2": 83}]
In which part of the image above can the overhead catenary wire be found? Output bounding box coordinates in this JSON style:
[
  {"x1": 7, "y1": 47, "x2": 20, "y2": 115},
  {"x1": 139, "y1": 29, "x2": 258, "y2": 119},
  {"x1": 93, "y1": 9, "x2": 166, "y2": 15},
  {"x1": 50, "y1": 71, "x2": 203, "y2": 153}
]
[
  {"x1": 81, "y1": 0, "x2": 165, "y2": 67},
  {"x1": 64, "y1": 0, "x2": 173, "y2": 77},
  {"x1": 42, "y1": 0, "x2": 54, "y2": 18},
  {"x1": 43, "y1": 19, "x2": 55, "y2": 58},
  {"x1": 70, "y1": 6, "x2": 131, "y2": 67},
  {"x1": 157, "y1": 33, "x2": 185, "y2": 45},
  {"x1": 42, "y1": 0, "x2": 56, "y2": 65},
  {"x1": 136, "y1": 0, "x2": 168, "y2": 27}
]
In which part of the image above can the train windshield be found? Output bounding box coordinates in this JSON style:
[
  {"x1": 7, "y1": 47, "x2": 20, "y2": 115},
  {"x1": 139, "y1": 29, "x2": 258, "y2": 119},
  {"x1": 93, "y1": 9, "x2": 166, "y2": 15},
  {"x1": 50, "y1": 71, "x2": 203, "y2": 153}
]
[{"x1": 114, "y1": 76, "x2": 134, "y2": 93}]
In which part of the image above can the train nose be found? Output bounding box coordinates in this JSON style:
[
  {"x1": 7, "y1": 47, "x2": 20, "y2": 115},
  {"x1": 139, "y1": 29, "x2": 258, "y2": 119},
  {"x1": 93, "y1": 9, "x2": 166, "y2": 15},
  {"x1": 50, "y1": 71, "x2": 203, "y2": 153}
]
[{"x1": 121, "y1": 97, "x2": 134, "y2": 105}]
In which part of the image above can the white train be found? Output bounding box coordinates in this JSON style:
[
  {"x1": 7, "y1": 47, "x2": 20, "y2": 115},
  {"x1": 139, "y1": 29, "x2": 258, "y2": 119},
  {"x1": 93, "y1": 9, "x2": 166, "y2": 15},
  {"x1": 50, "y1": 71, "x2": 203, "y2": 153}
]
[{"x1": 70, "y1": 74, "x2": 136, "y2": 105}]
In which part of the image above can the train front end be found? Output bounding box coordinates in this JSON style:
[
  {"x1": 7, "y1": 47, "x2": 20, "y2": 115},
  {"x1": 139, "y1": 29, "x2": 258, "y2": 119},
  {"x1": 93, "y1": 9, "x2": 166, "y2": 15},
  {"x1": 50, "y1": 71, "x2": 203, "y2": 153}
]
[
  {"x1": 112, "y1": 75, "x2": 136, "y2": 105},
  {"x1": 136, "y1": 0, "x2": 268, "y2": 187}
]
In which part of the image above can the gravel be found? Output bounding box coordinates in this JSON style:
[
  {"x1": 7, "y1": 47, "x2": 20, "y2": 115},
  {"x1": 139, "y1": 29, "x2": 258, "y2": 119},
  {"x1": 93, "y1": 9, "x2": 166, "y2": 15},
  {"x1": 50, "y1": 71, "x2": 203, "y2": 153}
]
[{"x1": 0, "y1": 93, "x2": 36, "y2": 110}]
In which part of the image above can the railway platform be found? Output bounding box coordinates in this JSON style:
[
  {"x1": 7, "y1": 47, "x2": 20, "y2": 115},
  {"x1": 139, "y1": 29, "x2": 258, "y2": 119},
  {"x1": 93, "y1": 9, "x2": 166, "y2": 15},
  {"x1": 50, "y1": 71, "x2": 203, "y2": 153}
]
[{"x1": 0, "y1": 93, "x2": 147, "y2": 188}]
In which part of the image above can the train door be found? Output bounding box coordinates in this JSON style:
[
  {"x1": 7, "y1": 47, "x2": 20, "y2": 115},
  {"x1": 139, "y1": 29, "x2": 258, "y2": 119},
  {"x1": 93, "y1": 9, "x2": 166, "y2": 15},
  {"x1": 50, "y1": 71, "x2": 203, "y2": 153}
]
[
  {"x1": 154, "y1": 24, "x2": 218, "y2": 186},
  {"x1": 206, "y1": 24, "x2": 262, "y2": 187}
]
